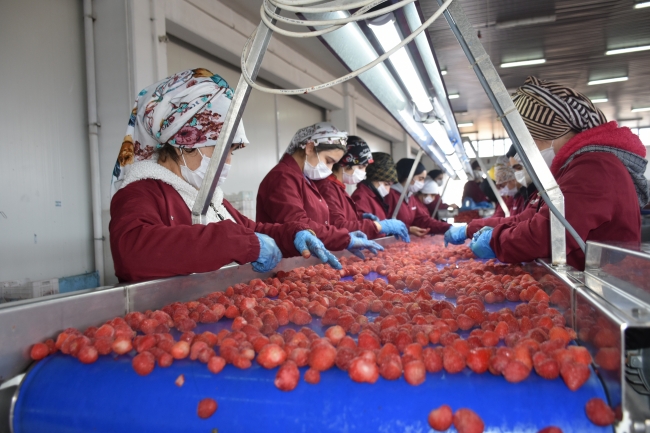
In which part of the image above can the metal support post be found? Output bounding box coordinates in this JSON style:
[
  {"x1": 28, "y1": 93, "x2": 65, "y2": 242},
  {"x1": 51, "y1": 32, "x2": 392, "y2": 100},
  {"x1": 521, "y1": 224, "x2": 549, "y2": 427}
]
[
  {"x1": 392, "y1": 148, "x2": 424, "y2": 219},
  {"x1": 431, "y1": 176, "x2": 449, "y2": 218},
  {"x1": 438, "y1": 0, "x2": 576, "y2": 266},
  {"x1": 192, "y1": 14, "x2": 277, "y2": 224}
]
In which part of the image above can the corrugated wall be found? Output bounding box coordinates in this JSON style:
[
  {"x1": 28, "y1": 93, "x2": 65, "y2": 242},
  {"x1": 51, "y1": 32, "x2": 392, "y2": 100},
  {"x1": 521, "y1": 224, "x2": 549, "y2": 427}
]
[{"x1": 0, "y1": 0, "x2": 94, "y2": 282}]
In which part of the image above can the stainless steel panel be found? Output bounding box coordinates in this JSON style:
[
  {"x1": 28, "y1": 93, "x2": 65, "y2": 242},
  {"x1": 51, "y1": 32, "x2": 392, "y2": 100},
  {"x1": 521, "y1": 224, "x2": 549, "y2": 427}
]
[{"x1": 0, "y1": 287, "x2": 126, "y2": 383}]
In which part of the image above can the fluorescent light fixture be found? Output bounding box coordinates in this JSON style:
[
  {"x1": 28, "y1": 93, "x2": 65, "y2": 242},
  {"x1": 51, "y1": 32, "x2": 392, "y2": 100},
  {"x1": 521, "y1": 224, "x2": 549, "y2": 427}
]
[
  {"x1": 455, "y1": 169, "x2": 468, "y2": 181},
  {"x1": 632, "y1": 107, "x2": 650, "y2": 113},
  {"x1": 423, "y1": 121, "x2": 455, "y2": 155},
  {"x1": 500, "y1": 58, "x2": 546, "y2": 68},
  {"x1": 398, "y1": 110, "x2": 428, "y2": 141},
  {"x1": 448, "y1": 93, "x2": 460, "y2": 99},
  {"x1": 446, "y1": 152, "x2": 463, "y2": 171},
  {"x1": 441, "y1": 70, "x2": 448, "y2": 75},
  {"x1": 590, "y1": 98, "x2": 608, "y2": 104},
  {"x1": 463, "y1": 142, "x2": 476, "y2": 158},
  {"x1": 635, "y1": 1, "x2": 650, "y2": 8},
  {"x1": 369, "y1": 19, "x2": 433, "y2": 113},
  {"x1": 606, "y1": 45, "x2": 650, "y2": 55},
  {"x1": 588, "y1": 76, "x2": 628, "y2": 85},
  {"x1": 457, "y1": 122, "x2": 474, "y2": 128}
]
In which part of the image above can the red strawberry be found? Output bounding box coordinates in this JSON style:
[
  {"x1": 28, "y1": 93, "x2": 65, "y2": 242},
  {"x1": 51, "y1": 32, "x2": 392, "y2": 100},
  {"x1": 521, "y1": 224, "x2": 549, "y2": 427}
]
[
  {"x1": 428, "y1": 404, "x2": 453, "y2": 431},
  {"x1": 289, "y1": 347, "x2": 310, "y2": 367},
  {"x1": 567, "y1": 346, "x2": 592, "y2": 366},
  {"x1": 309, "y1": 342, "x2": 336, "y2": 371},
  {"x1": 585, "y1": 397, "x2": 615, "y2": 426},
  {"x1": 197, "y1": 398, "x2": 218, "y2": 419},
  {"x1": 274, "y1": 360, "x2": 300, "y2": 391},
  {"x1": 257, "y1": 344, "x2": 287, "y2": 369},
  {"x1": 112, "y1": 337, "x2": 133, "y2": 355},
  {"x1": 30, "y1": 343, "x2": 49, "y2": 361},
  {"x1": 535, "y1": 358, "x2": 560, "y2": 380},
  {"x1": 537, "y1": 427, "x2": 563, "y2": 433},
  {"x1": 157, "y1": 352, "x2": 173, "y2": 368},
  {"x1": 467, "y1": 348, "x2": 490, "y2": 374},
  {"x1": 423, "y1": 347, "x2": 443, "y2": 373},
  {"x1": 324, "y1": 325, "x2": 346, "y2": 346},
  {"x1": 348, "y1": 357, "x2": 379, "y2": 384},
  {"x1": 453, "y1": 408, "x2": 485, "y2": 433},
  {"x1": 403, "y1": 360, "x2": 426, "y2": 386},
  {"x1": 208, "y1": 356, "x2": 226, "y2": 374},
  {"x1": 132, "y1": 352, "x2": 155, "y2": 376},
  {"x1": 379, "y1": 356, "x2": 403, "y2": 380},
  {"x1": 171, "y1": 341, "x2": 190, "y2": 359},
  {"x1": 77, "y1": 345, "x2": 98, "y2": 364},
  {"x1": 457, "y1": 314, "x2": 475, "y2": 331},
  {"x1": 503, "y1": 360, "x2": 530, "y2": 383},
  {"x1": 595, "y1": 347, "x2": 620, "y2": 371},
  {"x1": 175, "y1": 374, "x2": 185, "y2": 387},
  {"x1": 95, "y1": 324, "x2": 115, "y2": 339},
  {"x1": 443, "y1": 347, "x2": 466, "y2": 374},
  {"x1": 560, "y1": 361, "x2": 590, "y2": 391},
  {"x1": 481, "y1": 330, "x2": 498, "y2": 347},
  {"x1": 304, "y1": 368, "x2": 321, "y2": 384}
]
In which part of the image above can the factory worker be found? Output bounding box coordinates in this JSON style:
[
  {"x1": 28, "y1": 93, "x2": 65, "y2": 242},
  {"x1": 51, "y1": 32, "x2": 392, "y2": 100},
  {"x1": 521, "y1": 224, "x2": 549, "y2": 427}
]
[
  {"x1": 109, "y1": 69, "x2": 340, "y2": 283},
  {"x1": 386, "y1": 158, "x2": 452, "y2": 237},
  {"x1": 492, "y1": 156, "x2": 518, "y2": 218},
  {"x1": 461, "y1": 161, "x2": 490, "y2": 205},
  {"x1": 315, "y1": 136, "x2": 409, "y2": 242},
  {"x1": 467, "y1": 76, "x2": 647, "y2": 270},
  {"x1": 351, "y1": 152, "x2": 397, "y2": 221},
  {"x1": 257, "y1": 122, "x2": 384, "y2": 259},
  {"x1": 424, "y1": 170, "x2": 457, "y2": 218}
]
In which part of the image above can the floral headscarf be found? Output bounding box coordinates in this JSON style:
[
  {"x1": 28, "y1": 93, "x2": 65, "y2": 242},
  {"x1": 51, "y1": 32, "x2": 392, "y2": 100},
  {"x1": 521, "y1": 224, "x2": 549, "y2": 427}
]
[
  {"x1": 110, "y1": 68, "x2": 249, "y2": 196},
  {"x1": 285, "y1": 122, "x2": 347, "y2": 155},
  {"x1": 494, "y1": 156, "x2": 516, "y2": 184}
]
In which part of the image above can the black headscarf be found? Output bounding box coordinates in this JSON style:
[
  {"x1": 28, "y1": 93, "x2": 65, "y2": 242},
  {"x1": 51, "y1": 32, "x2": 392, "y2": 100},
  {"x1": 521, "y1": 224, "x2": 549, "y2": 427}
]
[
  {"x1": 396, "y1": 158, "x2": 426, "y2": 183},
  {"x1": 340, "y1": 136, "x2": 373, "y2": 166}
]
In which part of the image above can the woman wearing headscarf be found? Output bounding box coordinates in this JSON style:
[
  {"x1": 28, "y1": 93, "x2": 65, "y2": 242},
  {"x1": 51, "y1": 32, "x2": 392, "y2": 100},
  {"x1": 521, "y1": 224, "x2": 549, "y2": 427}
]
[
  {"x1": 461, "y1": 161, "x2": 490, "y2": 206},
  {"x1": 453, "y1": 76, "x2": 647, "y2": 270},
  {"x1": 424, "y1": 170, "x2": 457, "y2": 218},
  {"x1": 257, "y1": 123, "x2": 383, "y2": 259},
  {"x1": 386, "y1": 158, "x2": 451, "y2": 237},
  {"x1": 314, "y1": 136, "x2": 409, "y2": 241},
  {"x1": 491, "y1": 156, "x2": 518, "y2": 218},
  {"x1": 109, "y1": 69, "x2": 340, "y2": 283},
  {"x1": 351, "y1": 152, "x2": 396, "y2": 221}
]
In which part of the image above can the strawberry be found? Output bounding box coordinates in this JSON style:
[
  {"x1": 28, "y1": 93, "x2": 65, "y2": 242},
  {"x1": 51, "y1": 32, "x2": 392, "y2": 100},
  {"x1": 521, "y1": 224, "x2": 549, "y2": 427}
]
[
  {"x1": 537, "y1": 427, "x2": 563, "y2": 433},
  {"x1": 503, "y1": 360, "x2": 530, "y2": 383},
  {"x1": 348, "y1": 357, "x2": 379, "y2": 384},
  {"x1": 560, "y1": 361, "x2": 590, "y2": 391},
  {"x1": 423, "y1": 347, "x2": 443, "y2": 373},
  {"x1": 77, "y1": 345, "x2": 98, "y2": 364},
  {"x1": 257, "y1": 344, "x2": 287, "y2": 369},
  {"x1": 157, "y1": 352, "x2": 173, "y2": 368},
  {"x1": 208, "y1": 356, "x2": 226, "y2": 374},
  {"x1": 595, "y1": 347, "x2": 620, "y2": 370},
  {"x1": 274, "y1": 360, "x2": 300, "y2": 391},
  {"x1": 30, "y1": 343, "x2": 49, "y2": 361},
  {"x1": 197, "y1": 398, "x2": 218, "y2": 419},
  {"x1": 453, "y1": 408, "x2": 485, "y2": 433},
  {"x1": 309, "y1": 342, "x2": 336, "y2": 371},
  {"x1": 379, "y1": 355, "x2": 402, "y2": 380},
  {"x1": 534, "y1": 358, "x2": 560, "y2": 380},
  {"x1": 443, "y1": 347, "x2": 466, "y2": 374},
  {"x1": 304, "y1": 368, "x2": 321, "y2": 384},
  {"x1": 324, "y1": 325, "x2": 346, "y2": 346},
  {"x1": 175, "y1": 374, "x2": 185, "y2": 387},
  {"x1": 112, "y1": 337, "x2": 133, "y2": 355},
  {"x1": 132, "y1": 352, "x2": 155, "y2": 376},
  {"x1": 171, "y1": 341, "x2": 190, "y2": 359},
  {"x1": 428, "y1": 404, "x2": 453, "y2": 431},
  {"x1": 585, "y1": 397, "x2": 615, "y2": 426},
  {"x1": 467, "y1": 348, "x2": 490, "y2": 374},
  {"x1": 403, "y1": 360, "x2": 426, "y2": 386}
]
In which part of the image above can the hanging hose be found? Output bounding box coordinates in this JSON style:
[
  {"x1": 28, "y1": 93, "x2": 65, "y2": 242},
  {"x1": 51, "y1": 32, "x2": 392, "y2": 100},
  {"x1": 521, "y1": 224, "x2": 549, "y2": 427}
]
[{"x1": 239, "y1": 0, "x2": 454, "y2": 96}]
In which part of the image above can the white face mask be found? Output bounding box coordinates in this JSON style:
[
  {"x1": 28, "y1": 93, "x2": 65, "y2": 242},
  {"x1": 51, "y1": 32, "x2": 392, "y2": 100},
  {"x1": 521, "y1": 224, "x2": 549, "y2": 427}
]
[
  {"x1": 408, "y1": 180, "x2": 425, "y2": 194},
  {"x1": 540, "y1": 145, "x2": 555, "y2": 168},
  {"x1": 435, "y1": 178, "x2": 444, "y2": 187},
  {"x1": 473, "y1": 170, "x2": 483, "y2": 180},
  {"x1": 180, "y1": 148, "x2": 211, "y2": 190},
  {"x1": 376, "y1": 183, "x2": 390, "y2": 198},
  {"x1": 343, "y1": 168, "x2": 366, "y2": 185},
  {"x1": 499, "y1": 185, "x2": 517, "y2": 197},
  {"x1": 217, "y1": 163, "x2": 231, "y2": 187},
  {"x1": 515, "y1": 169, "x2": 531, "y2": 186},
  {"x1": 304, "y1": 152, "x2": 332, "y2": 180},
  {"x1": 423, "y1": 195, "x2": 434, "y2": 205}
]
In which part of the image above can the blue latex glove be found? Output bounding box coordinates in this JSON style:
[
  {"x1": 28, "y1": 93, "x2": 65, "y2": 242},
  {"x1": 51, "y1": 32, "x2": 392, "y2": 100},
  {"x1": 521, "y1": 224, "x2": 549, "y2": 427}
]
[
  {"x1": 252, "y1": 233, "x2": 283, "y2": 272},
  {"x1": 362, "y1": 213, "x2": 379, "y2": 222},
  {"x1": 378, "y1": 219, "x2": 410, "y2": 243},
  {"x1": 294, "y1": 230, "x2": 342, "y2": 270},
  {"x1": 347, "y1": 230, "x2": 384, "y2": 260},
  {"x1": 469, "y1": 227, "x2": 496, "y2": 259},
  {"x1": 444, "y1": 225, "x2": 468, "y2": 247}
]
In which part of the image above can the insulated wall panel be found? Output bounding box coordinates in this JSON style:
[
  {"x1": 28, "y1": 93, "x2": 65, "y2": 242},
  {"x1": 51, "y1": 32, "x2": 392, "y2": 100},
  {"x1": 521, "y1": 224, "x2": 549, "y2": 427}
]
[
  {"x1": 0, "y1": 0, "x2": 93, "y2": 282},
  {"x1": 357, "y1": 126, "x2": 392, "y2": 154}
]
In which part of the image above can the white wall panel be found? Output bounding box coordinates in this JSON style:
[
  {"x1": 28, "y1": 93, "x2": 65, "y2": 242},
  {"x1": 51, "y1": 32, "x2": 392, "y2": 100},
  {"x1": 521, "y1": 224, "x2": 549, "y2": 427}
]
[
  {"x1": 0, "y1": 0, "x2": 93, "y2": 282},
  {"x1": 357, "y1": 126, "x2": 391, "y2": 154},
  {"x1": 166, "y1": 37, "x2": 322, "y2": 199}
]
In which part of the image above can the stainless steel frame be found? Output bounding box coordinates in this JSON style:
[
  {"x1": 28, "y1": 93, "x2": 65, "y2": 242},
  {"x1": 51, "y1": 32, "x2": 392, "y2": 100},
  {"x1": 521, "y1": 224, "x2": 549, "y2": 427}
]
[
  {"x1": 391, "y1": 148, "x2": 424, "y2": 219},
  {"x1": 431, "y1": 175, "x2": 449, "y2": 218}
]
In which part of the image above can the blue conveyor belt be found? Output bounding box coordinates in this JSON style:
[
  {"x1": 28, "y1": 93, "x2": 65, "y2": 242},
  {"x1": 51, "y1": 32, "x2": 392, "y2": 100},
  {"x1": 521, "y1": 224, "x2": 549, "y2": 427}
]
[{"x1": 12, "y1": 269, "x2": 614, "y2": 433}]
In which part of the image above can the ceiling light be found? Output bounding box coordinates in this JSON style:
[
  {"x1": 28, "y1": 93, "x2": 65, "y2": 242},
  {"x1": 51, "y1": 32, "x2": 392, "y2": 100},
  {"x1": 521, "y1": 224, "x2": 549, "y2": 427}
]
[
  {"x1": 588, "y1": 76, "x2": 628, "y2": 85},
  {"x1": 441, "y1": 70, "x2": 448, "y2": 75},
  {"x1": 369, "y1": 18, "x2": 433, "y2": 113},
  {"x1": 500, "y1": 58, "x2": 546, "y2": 68},
  {"x1": 496, "y1": 15, "x2": 556, "y2": 29},
  {"x1": 398, "y1": 110, "x2": 428, "y2": 141},
  {"x1": 635, "y1": 1, "x2": 650, "y2": 7},
  {"x1": 606, "y1": 45, "x2": 650, "y2": 55},
  {"x1": 448, "y1": 93, "x2": 460, "y2": 99},
  {"x1": 457, "y1": 122, "x2": 474, "y2": 128},
  {"x1": 423, "y1": 121, "x2": 455, "y2": 154},
  {"x1": 446, "y1": 152, "x2": 463, "y2": 171},
  {"x1": 590, "y1": 98, "x2": 608, "y2": 104},
  {"x1": 632, "y1": 107, "x2": 650, "y2": 113}
]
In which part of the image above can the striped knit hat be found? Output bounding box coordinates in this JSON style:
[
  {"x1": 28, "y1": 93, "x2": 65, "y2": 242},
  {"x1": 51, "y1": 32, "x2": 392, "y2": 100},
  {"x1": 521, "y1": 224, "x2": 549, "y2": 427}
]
[{"x1": 512, "y1": 76, "x2": 607, "y2": 140}]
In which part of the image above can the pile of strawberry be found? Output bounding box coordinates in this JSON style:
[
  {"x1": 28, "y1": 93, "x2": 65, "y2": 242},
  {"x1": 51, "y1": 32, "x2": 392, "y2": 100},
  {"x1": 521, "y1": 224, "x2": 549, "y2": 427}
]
[{"x1": 28, "y1": 241, "x2": 617, "y2": 428}]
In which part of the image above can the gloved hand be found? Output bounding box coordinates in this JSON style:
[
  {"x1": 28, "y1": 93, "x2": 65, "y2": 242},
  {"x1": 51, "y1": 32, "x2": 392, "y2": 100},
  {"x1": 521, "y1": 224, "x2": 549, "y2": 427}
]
[
  {"x1": 378, "y1": 219, "x2": 410, "y2": 243},
  {"x1": 294, "y1": 230, "x2": 342, "y2": 270},
  {"x1": 469, "y1": 227, "x2": 496, "y2": 259},
  {"x1": 252, "y1": 233, "x2": 283, "y2": 272},
  {"x1": 347, "y1": 230, "x2": 384, "y2": 260},
  {"x1": 444, "y1": 225, "x2": 468, "y2": 247},
  {"x1": 362, "y1": 213, "x2": 379, "y2": 222}
]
